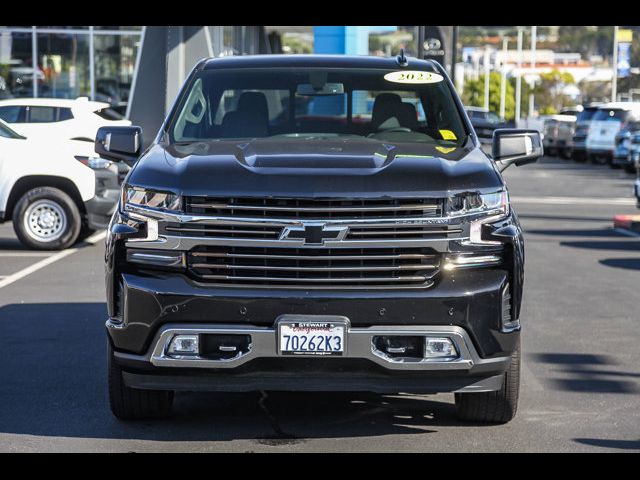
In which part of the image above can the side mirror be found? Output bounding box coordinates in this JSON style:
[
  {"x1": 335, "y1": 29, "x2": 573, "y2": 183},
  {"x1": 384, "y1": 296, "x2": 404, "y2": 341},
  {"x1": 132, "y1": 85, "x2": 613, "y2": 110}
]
[
  {"x1": 492, "y1": 129, "x2": 543, "y2": 172},
  {"x1": 95, "y1": 126, "x2": 143, "y2": 167}
]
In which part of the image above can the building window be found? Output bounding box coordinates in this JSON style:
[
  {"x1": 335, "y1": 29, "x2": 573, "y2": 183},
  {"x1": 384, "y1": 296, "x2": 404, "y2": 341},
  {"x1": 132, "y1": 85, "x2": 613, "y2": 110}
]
[
  {"x1": 0, "y1": 26, "x2": 142, "y2": 116},
  {"x1": 37, "y1": 32, "x2": 91, "y2": 99},
  {"x1": 94, "y1": 34, "x2": 138, "y2": 110}
]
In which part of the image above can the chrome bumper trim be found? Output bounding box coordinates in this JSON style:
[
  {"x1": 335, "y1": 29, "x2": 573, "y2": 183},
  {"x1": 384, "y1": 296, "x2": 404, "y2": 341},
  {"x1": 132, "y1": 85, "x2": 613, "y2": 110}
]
[{"x1": 141, "y1": 319, "x2": 510, "y2": 372}]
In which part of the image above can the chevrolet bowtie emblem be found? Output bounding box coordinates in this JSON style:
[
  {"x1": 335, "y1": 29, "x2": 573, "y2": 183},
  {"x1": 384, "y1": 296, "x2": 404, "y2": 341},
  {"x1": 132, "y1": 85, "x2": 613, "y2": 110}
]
[{"x1": 280, "y1": 223, "x2": 349, "y2": 245}]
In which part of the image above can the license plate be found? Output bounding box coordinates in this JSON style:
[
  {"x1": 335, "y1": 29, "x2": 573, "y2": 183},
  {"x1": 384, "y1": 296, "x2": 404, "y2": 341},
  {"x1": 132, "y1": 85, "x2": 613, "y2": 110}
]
[{"x1": 278, "y1": 321, "x2": 345, "y2": 356}]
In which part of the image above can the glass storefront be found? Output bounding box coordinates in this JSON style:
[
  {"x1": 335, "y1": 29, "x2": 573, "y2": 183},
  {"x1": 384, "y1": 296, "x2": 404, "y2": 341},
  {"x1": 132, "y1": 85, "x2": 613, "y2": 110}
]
[{"x1": 0, "y1": 26, "x2": 142, "y2": 112}]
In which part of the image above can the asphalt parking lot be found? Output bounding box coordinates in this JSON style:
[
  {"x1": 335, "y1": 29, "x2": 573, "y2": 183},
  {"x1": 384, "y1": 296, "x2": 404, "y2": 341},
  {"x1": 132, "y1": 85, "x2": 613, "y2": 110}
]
[{"x1": 0, "y1": 156, "x2": 639, "y2": 452}]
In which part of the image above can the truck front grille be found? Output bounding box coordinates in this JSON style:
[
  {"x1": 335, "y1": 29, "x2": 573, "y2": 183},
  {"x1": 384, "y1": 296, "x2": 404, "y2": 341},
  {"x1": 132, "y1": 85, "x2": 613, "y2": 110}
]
[
  {"x1": 187, "y1": 246, "x2": 441, "y2": 289},
  {"x1": 185, "y1": 197, "x2": 443, "y2": 220}
]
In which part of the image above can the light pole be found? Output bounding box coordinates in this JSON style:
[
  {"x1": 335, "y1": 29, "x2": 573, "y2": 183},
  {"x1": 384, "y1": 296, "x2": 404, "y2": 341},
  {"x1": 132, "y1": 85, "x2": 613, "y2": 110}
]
[
  {"x1": 612, "y1": 25, "x2": 619, "y2": 102},
  {"x1": 515, "y1": 28, "x2": 523, "y2": 124},
  {"x1": 483, "y1": 46, "x2": 490, "y2": 111},
  {"x1": 528, "y1": 26, "x2": 537, "y2": 117},
  {"x1": 500, "y1": 37, "x2": 508, "y2": 119}
]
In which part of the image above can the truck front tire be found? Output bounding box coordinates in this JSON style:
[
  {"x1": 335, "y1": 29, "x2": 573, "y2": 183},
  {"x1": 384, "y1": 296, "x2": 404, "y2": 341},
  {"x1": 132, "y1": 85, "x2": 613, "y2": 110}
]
[
  {"x1": 12, "y1": 187, "x2": 81, "y2": 250},
  {"x1": 108, "y1": 341, "x2": 174, "y2": 420},
  {"x1": 454, "y1": 340, "x2": 520, "y2": 423}
]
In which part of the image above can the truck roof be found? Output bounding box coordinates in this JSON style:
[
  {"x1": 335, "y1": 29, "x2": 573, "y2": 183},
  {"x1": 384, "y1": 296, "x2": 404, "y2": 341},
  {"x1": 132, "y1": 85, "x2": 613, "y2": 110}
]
[
  {"x1": 201, "y1": 54, "x2": 440, "y2": 71},
  {"x1": 598, "y1": 101, "x2": 640, "y2": 111}
]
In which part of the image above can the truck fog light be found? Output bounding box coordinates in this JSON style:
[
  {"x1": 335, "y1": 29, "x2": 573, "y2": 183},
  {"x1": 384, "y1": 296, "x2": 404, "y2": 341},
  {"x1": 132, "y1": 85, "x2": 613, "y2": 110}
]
[
  {"x1": 168, "y1": 335, "x2": 199, "y2": 356},
  {"x1": 424, "y1": 337, "x2": 458, "y2": 359}
]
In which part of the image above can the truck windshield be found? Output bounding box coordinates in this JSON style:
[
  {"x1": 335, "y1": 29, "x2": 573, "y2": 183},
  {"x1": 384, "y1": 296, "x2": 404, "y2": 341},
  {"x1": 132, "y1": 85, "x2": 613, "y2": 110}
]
[
  {"x1": 168, "y1": 67, "x2": 468, "y2": 146},
  {"x1": 576, "y1": 108, "x2": 598, "y2": 122},
  {"x1": 592, "y1": 109, "x2": 629, "y2": 122}
]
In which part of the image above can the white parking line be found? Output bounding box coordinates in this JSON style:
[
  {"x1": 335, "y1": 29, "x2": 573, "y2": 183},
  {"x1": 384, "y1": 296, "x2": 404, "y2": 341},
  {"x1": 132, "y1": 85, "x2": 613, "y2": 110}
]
[
  {"x1": 511, "y1": 196, "x2": 635, "y2": 206},
  {"x1": 0, "y1": 230, "x2": 106, "y2": 290},
  {"x1": 0, "y1": 252, "x2": 53, "y2": 257}
]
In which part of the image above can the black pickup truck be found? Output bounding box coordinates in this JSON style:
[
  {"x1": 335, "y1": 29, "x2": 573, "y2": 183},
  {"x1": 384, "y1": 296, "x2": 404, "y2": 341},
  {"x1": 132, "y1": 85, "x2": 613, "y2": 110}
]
[{"x1": 97, "y1": 54, "x2": 542, "y2": 423}]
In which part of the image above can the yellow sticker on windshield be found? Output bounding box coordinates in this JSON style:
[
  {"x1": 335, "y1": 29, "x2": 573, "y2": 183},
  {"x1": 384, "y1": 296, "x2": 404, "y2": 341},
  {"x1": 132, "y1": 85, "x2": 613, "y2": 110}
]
[
  {"x1": 439, "y1": 129, "x2": 457, "y2": 140},
  {"x1": 436, "y1": 146, "x2": 456, "y2": 154},
  {"x1": 384, "y1": 70, "x2": 444, "y2": 84}
]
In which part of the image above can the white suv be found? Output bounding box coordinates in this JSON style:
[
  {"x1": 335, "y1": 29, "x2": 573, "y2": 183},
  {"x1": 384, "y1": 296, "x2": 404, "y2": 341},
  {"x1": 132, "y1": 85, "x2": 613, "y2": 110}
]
[
  {"x1": 0, "y1": 97, "x2": 131, "y2": 143},
  {"x1": 0, "y1": 119, "x2": 97, "y2": 250}
]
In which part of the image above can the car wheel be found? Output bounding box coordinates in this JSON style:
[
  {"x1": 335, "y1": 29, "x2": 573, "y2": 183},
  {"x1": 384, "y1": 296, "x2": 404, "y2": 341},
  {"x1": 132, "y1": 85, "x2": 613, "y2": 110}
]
[
  {"x1": 625, "y1": 164, "x2": 636, "y2": 174},
  {"x1": 455, "y1": 339, "x2": 520, "y2": 423},
  {"x1": 108, "y1": 340, "x2": 173, "y2": 420},
  {"x1": 591, "y1": 155, "x2": 609, "y2": 165},
  {"x1": 12, "y1": 187, "x2": 81, "y2": 250}
]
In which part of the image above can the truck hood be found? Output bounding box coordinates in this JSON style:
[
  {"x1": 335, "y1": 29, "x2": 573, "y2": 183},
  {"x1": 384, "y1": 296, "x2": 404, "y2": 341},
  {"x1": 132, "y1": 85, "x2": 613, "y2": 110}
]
[{"x1": 127, "y1": 137, "x2": 503, "y2": 198}]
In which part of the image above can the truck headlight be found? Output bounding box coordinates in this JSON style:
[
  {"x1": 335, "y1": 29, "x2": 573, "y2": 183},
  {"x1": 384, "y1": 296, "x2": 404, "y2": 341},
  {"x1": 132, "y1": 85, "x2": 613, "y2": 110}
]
[
  {"x1": 123, "y1": 186, "x2": 182, "y2": 213},
  {"x1": 446, "y1": 190, "x2": 509, "y2": 220}
]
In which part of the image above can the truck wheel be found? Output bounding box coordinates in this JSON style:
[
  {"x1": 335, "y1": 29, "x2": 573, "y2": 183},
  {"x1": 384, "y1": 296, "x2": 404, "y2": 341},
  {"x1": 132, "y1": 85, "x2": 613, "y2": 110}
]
[
  {"x1": 455, "y1": 340, "x2": 520, "y2": 423},
  {"x1": 12, "y1": 187, "x2": 81, "y2": 250},
  {"x1": 108, "y1": 340, "x2": 173, "y2": 420}
]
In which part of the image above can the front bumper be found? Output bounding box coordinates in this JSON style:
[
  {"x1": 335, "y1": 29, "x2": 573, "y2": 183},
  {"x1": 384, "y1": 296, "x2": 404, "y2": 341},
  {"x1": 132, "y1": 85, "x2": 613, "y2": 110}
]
[
  {"x1": 587, "y1": 147, "x2": 614, "y2": 158},
  {"x1": 113, "y1": 322, "x2": 510, "y2": 393},
  {"x1": 612, "y1": 154, "x2": 633, "y2": 167}
]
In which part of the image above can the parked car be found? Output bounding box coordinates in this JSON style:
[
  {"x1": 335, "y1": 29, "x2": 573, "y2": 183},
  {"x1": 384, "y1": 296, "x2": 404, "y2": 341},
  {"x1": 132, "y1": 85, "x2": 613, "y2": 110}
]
[
  {"x1": 465, "y1": 106, "x2": 512, "y2": 144},
  {"x1": 586, "y1": 102, "x2": 640, "y2": 165},
  {"x1": 0, "y1": 97, "x2": 131, "y2": 145},
  {"x1": 627, "y1": 132, "x2": 640, "y2": 174},
  {"x1": 99, "y1": 54, "x2": 542, "y2": 423},
  {"x1": 634, "y1": 163, "x2": 640, "y2": 208},
  {"x1": 612, "y1": 127, "x2": 637, "y2": 172},
  {"x1": 542, "y1": 109, "x2": 580, "y2": 158},
  {"x1": 572, "y1": 105, "x2": 601, "y2": 162},
  {"x1": 0, "y1": 118, "x2": 97, "y2": 250}
]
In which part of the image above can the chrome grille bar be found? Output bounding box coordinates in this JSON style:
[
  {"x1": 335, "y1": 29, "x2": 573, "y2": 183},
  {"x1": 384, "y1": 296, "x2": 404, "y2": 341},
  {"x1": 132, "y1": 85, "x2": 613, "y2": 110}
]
[
  {"x1": 191, "y1": 252, "x2": 435, "y2": 261},
  {"x1": 196, "y1": 274, "x2": 433, "y2": 284},
  {"x1": 188, "y1": 203, "x2": 440, "y2": 213},
  {"x1": 191, "y1": 263, "x2": 439, "y2": 272}
]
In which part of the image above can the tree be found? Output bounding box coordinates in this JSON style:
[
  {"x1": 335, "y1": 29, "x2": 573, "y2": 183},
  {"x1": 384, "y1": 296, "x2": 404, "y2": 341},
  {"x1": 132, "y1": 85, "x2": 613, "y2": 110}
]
[
  {"x1": 534, "y1": 69, "x2": 576, "y2": 114},
  {"x1": 462, "y1": 72, "x2": 516, "y2": 120}
]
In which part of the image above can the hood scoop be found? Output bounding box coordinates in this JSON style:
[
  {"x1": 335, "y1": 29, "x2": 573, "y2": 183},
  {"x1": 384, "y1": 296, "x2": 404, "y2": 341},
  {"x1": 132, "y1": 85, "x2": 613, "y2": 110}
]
[{"x1": 233, "y1": 140, "x2": 396, "y2": 169}]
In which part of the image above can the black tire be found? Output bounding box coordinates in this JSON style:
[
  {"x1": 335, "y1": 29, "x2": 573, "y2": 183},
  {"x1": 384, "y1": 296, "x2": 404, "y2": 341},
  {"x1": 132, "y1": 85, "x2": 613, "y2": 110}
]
[
  {"x1": 625, "y1": 164, "x2": 636, "y2": 174},
  {"x1": 561, "y1": 148, "x2": 572, "y2": 160},
  {"x1": 77, "y1": 224, "x2": 97, "y2": 242},
  {"x1": 455, "y1": 340, "x2": 520, "y2": 424},
  {"x1": 12, "y1": 187, "x2": 82, "y2": 250},
  {"x1": 108, "y1": 340, "x2": 173, "y2": 420},
  {"x1": 591, "y1": 154, "x2": 609, "y2": 165}
]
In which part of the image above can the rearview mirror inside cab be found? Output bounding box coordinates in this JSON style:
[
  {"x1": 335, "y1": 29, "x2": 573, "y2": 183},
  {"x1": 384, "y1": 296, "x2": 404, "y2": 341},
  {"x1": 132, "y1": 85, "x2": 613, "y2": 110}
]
[
  {"x1": 95, "y1": 126, "x2": 143, "y2": 167},
  {"x1": 492, "y1": 129, "x2": 543, "y2": 171}
]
